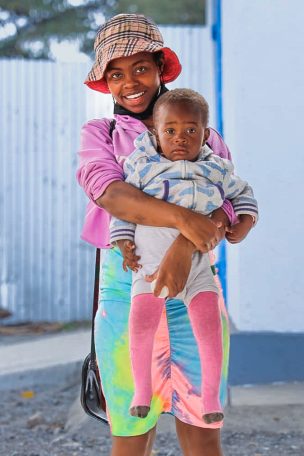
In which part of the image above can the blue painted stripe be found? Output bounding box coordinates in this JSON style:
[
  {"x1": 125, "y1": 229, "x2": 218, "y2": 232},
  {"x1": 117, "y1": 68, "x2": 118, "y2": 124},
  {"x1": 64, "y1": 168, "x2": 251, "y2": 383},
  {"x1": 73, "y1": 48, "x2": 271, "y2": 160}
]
[
  {"x1": 212, "y1": 0, "x2": 227, "y2": 303},
  {"x1": 230, "y1": 332, "x2": 304, "y2": 385},
  {"x1": 212, "y1": 0, "x2": 224, "y2": 136}
]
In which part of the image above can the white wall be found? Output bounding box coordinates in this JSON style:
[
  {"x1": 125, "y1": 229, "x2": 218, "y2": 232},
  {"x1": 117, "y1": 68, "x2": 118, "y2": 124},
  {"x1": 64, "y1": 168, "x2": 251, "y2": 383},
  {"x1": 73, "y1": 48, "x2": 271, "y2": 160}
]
[{"x1": 222, "y1": 0, "x2": 304, "y2": 331}]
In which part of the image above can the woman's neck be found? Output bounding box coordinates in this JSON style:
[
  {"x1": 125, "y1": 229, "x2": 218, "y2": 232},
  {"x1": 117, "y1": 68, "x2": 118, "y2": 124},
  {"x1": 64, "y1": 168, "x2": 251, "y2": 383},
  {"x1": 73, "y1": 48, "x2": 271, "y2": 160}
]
[{"x1": 141, "y1": 116, "x2": 154, "y2": 131}]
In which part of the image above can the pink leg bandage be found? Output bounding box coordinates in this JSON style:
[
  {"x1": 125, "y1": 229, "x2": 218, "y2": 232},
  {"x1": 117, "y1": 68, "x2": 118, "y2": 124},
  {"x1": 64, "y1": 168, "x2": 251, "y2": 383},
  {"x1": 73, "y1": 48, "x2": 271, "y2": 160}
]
[
  {"x1": 129, "y1": 293, "x2": 164, "y2": 407},
  {"x1": 188, "y1": 291, "x2": 223, "y2": 415}
]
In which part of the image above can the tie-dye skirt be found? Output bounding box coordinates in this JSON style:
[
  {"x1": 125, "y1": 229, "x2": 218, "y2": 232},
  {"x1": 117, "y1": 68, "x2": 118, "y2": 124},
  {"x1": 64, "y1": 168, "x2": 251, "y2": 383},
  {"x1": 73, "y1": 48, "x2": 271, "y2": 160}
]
[{"x1": 94, "y1": 247, "x2": 230, "y2": 436}]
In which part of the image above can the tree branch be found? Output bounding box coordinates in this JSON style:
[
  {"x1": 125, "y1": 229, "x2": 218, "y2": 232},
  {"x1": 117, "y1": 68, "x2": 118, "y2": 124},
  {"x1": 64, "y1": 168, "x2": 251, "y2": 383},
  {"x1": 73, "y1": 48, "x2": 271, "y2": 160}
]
[{"x1": 0, "y1": 0, "x2": 110, "y2": 57}]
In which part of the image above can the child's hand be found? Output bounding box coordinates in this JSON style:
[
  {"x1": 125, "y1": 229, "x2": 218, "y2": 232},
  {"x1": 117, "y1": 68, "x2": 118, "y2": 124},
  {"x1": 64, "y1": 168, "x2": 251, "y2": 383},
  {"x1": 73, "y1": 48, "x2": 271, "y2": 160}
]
[
  {"x1": 116, "y1": 240, "x2": 141, "y2": 272},
  {"x1": 225, "y1": 215, "x2": 254, "y2": 244}
]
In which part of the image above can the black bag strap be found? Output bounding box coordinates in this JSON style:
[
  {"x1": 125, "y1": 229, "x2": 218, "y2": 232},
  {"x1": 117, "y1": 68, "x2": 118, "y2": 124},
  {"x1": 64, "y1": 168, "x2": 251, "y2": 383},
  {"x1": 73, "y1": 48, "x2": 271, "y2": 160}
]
[
  {"x1": 90, "y1": 248, "x2": 100, "y2": 359},
  {"x1": 90, "y1": 119, "x2": 115, "y2": 360}
]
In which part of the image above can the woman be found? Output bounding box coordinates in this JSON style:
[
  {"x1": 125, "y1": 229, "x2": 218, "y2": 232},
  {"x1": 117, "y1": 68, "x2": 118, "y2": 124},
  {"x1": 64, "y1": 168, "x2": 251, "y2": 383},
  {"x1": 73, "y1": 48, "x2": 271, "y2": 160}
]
[{"x1": 77, "y1": 14, "x2": 232, "y2": 456}]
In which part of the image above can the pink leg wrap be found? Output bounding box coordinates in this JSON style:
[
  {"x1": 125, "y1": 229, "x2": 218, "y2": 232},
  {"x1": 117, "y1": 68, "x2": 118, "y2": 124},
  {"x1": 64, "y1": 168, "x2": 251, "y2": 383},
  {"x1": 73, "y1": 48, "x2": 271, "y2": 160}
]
[
  {"x1": 188, "y1": 291, "x2": 223, "y2": 415},
  {"x1": 129, "y1": 293, "x2": 164, "y2": 407}
]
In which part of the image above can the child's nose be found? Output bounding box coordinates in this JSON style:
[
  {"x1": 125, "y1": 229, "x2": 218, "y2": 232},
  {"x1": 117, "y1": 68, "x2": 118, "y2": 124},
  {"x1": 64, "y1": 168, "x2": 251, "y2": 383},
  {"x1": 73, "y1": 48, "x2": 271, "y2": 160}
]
[{"x1": 174, "y1": 134, "x2": 187, "y2": 143}]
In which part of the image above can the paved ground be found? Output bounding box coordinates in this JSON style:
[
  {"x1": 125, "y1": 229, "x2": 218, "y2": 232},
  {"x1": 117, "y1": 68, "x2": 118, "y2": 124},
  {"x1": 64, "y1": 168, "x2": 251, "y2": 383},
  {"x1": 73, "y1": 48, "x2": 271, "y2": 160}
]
[{"x1": 1, "y1": 326, "x2": 303, "y2": 455}]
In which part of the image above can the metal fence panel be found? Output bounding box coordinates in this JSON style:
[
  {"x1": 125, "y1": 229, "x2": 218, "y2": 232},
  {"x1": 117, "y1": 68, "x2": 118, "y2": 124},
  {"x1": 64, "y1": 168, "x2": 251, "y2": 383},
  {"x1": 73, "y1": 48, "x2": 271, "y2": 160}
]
[{"x1": 0, "y1": 26, "x2": 214, "y2": 323}]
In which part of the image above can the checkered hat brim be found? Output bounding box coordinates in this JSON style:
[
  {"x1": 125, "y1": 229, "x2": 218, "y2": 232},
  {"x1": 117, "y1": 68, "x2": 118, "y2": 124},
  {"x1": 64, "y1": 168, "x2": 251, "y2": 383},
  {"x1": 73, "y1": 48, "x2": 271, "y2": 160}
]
[{"x1": 84, "y1": 14, "x2": 181, "y2": 93}]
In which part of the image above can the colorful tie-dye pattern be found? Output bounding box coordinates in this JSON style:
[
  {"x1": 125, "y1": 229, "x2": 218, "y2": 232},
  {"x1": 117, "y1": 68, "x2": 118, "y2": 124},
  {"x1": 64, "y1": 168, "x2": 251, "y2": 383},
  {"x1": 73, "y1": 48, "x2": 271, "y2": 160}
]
[{"x1": 94, "y1": 247, "x2": 230, "y2": 436}]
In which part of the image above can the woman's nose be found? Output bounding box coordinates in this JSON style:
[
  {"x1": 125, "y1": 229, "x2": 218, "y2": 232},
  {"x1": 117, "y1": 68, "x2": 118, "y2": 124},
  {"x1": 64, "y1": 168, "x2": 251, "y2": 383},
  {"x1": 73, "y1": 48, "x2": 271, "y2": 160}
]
[{"x1": 123, "y1": 72, "x2": 139, "y2": 88}]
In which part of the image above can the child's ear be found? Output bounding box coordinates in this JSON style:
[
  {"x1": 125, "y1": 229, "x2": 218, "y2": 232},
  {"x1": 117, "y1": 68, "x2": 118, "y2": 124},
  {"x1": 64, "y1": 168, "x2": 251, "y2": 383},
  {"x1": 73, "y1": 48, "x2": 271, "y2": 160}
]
[
  {"x1": 202, "y1": 127, "x2": 210, "y2": 145},
  {"x1": 154, "y1": 132, "x2": 163, "y2": 155}
]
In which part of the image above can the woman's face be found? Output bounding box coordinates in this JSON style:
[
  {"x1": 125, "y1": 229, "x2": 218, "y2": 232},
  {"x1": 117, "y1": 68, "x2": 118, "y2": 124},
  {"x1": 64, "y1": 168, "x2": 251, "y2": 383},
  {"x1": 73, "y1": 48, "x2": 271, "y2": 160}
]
[{"x1": 105, "y1": 52, "x2": 163, "y2": 113}]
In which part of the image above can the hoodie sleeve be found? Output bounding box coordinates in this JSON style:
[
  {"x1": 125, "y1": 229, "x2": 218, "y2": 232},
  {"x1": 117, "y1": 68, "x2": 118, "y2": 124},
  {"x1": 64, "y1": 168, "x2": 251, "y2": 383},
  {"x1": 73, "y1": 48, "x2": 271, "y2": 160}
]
[
  {"x1": 221, "y1": 159, "x2": 259, "y2": 222},
  {"x1": 76, "y1": 119, "x2": 124, "y2": 203},
  {"x1": 109, "y1": 216, "x2": 136, "y2": 244}
]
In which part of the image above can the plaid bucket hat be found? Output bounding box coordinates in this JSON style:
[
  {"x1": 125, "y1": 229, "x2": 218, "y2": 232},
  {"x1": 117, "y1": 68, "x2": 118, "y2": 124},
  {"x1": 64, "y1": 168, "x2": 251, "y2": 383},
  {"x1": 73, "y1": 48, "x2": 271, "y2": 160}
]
[{"x1": 85, "y1": 14, "x2": 182, "y2": 93}]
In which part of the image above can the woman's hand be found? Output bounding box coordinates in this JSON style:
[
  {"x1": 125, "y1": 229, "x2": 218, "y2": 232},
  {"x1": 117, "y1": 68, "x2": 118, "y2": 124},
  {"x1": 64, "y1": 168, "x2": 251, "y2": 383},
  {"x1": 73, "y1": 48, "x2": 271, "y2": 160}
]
[
  {"x1": 145, "y1": 235, "x2": 195, "y2": 298},
  {"x1": 210, "y1": 207, "x2": 231, "y2": 241},
  {"x1": 177, "y1": 210, "x2": 222, "y2": 253}
]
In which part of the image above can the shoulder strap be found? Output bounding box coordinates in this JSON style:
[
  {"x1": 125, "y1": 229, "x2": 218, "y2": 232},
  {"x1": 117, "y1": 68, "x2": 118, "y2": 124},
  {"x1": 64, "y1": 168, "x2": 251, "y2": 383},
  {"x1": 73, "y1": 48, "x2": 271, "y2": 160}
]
[{"x1": 109, "y1": 119, "x2": 116, "y2": 138}]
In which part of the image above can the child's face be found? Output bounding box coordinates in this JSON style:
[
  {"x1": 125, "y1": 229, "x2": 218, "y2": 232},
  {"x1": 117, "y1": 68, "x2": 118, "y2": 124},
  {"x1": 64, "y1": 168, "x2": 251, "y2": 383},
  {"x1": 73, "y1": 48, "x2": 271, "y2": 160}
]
[{"x1": 154, "y1": 102, "x2": 209, "y2": 162}]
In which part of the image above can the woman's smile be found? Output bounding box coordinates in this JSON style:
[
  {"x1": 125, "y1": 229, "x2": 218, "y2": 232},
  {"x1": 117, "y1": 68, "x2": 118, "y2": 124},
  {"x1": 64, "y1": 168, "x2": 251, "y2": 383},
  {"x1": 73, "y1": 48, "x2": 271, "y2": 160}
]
[
  {"x1": 124, "y1": 91, "x2": 145, "y2": 100},
  {"x1": 123, "y1": 90, "x2": 148, "y2": 107}
]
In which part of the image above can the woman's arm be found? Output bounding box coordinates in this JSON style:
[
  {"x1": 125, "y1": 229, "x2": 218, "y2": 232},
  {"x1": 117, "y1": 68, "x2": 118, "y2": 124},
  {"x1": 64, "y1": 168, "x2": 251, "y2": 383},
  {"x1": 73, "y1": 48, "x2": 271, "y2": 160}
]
[
  {"x1": 96, "y1": 181, "x2": 222, "y2": 253},
  {"x1": 76, "y1": 119, "x2": 124, "y2": 202},
  {"x1": 208, "y1": 127, "x2": 232, "y2": 160}
]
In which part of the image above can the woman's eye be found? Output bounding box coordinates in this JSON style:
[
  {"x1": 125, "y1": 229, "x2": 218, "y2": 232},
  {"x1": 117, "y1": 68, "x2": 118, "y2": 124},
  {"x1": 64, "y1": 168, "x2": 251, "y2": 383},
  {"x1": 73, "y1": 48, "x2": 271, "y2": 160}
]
[
  {"x1": 135, "y1": 66, "x2": 147, "y2": 73},
  {"x1": 110, "y1": 72, "x2": 122, "y2": 80}
]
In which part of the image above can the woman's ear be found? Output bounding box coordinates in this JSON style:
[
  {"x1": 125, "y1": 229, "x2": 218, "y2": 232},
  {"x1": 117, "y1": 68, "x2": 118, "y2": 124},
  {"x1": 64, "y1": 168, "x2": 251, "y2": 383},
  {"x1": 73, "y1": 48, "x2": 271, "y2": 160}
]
[
  {"x1": 158, "y1": 58, "x2": 165, "y2": 77},
  {"x1": 202, "y1": 127, "x2": 210, "y2": 145}
]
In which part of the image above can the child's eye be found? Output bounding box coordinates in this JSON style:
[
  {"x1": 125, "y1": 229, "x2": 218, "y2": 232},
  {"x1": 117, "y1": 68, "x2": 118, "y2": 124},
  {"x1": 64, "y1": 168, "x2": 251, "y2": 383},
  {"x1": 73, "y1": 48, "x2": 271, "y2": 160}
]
[
  {"x1": 186, "y1": 128, "x2": 196, "y2": 134},
  {"x1": 165, "y1": 128, "x2": 175, "y2": 135}
]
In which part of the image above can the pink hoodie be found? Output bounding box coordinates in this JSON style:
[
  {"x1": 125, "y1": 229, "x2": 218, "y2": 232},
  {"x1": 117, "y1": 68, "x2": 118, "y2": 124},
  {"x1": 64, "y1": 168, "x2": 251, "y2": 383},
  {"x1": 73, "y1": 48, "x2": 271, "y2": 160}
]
[{"x1": 76, "y1": 115, "x2": 234, "y2": 248}]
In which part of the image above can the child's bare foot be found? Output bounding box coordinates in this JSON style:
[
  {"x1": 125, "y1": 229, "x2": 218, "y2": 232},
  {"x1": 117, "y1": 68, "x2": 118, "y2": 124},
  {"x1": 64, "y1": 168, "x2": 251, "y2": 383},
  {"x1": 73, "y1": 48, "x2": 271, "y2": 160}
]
[
  {"x1": 129, "y1": 405, "x2": 150, "y2": 418},
  {"x1": 202, "y1": 412, "x2": 224, "y2": 424}
]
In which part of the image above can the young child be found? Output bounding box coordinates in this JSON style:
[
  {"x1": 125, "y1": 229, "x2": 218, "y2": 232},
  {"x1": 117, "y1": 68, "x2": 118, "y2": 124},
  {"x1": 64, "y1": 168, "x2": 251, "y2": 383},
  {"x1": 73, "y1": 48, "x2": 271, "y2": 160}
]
[{"x1": 110, "y1": 89, "x2": 258, "y2": 423}]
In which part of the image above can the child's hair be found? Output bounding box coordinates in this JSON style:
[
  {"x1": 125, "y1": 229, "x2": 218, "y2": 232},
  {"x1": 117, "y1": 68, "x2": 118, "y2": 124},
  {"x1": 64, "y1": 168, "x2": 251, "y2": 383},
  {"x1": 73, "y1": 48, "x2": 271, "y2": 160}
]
[{"x1": 153, "y1": 88, "x2": 209, "y2": 126}]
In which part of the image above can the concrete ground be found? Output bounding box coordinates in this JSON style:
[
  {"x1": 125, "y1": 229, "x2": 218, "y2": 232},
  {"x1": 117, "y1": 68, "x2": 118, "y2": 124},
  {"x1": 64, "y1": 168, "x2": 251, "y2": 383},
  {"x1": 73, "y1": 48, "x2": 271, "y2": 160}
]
[{"x1": 0, "y1": 327, "x2": 303, "y2": 455}]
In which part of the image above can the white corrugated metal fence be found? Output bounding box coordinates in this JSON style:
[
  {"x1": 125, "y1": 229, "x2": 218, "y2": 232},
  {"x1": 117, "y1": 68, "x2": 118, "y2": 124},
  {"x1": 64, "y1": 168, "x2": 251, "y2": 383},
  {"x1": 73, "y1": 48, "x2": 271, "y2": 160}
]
[{"x1": 0, "y1": 26, "x2": 214, "y2": 322}]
